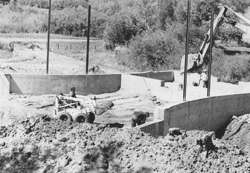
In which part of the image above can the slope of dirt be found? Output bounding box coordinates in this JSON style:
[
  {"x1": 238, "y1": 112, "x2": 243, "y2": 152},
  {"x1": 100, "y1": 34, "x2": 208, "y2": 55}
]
[
  {"x1": 221, "y1": 114, "x2": 250, "y2": 152},
  {"x1": 1, "y1": 116, "x2": 250, "y2": 173}
]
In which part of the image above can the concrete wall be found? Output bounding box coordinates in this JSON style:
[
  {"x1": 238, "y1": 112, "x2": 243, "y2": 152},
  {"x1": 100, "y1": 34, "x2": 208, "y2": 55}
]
[
  {"x1": 6, "y1": 74, "x2": 121, "y2": 95},
  {"x1": 131, "y1": 71, "x2": 174, "y2": 82},
  {"x1": 139, "y1": 120, "x2": 165, "y2": 138},
  {"x1": 140, "y1": 93, "x2": 250, "y2": 137},
  {"x1": 121, "y1": 74, "x2": 171, "y2": 100},
  {"x1": 0, "y1": 74, "x2": 10, "y2": 97},
  {"x1": 1, "y1": 72, "x2": 173, "y2": 97}
]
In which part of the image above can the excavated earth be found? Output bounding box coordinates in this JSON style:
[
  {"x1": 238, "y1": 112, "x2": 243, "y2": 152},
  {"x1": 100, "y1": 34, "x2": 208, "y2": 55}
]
[{"x1": 1, "y1": 113, "x2": 250, "y2": 173}]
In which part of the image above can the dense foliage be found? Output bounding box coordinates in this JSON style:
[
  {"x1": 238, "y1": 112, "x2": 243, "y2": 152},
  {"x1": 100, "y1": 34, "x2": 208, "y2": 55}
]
[
  {"x1": 212, "y1": 49, "x2": 250, "y2": 83},
  {"x1": 1, "y1": 0, "x2": 250, "y2": 81}
]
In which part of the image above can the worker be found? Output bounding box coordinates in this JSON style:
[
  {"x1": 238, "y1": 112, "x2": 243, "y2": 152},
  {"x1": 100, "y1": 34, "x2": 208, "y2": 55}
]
[
  {"x1": 68, "y1": 87, "x2": 76, "y2": 98},
  {"x1": 199, "y1": 69, "x2": 208, "y2": 88},
  {"x1": 131, "y1": 111, "x2": 150, "y2": 127}
]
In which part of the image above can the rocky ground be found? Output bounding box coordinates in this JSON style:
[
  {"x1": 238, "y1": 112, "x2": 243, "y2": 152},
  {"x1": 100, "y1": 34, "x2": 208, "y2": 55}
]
[{"x1": 1, "y1": 114, "x2": 250, "y2": 173}]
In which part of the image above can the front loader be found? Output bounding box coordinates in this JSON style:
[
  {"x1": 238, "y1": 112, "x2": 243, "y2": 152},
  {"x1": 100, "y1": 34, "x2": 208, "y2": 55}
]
[{"x1": 54, "y1": 95, "x2": 113, "y2": 123}]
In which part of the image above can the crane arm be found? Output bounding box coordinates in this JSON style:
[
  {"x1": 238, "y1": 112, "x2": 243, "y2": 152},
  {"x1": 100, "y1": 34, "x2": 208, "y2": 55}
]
[
  {"x1": 181, "y1": 6, "x2": 250, "y2": 73},
  {"x1": 197, "y1": 7, "x2": 227, "y2": 66}
]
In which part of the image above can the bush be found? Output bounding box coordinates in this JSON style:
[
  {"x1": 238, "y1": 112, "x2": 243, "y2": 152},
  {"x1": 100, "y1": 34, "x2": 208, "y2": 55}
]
[
  {"x1": 50, "y1": 8, "x2": 87, "y2": 36},
  {"x1": 104, "y1": 11, "x2": 146, "y2": 47},
  {"x1": 116, "y1": 30, "x2": 184, "y2": 71},
  {"x1": 212, "y1": 48, "x2": 250, "y2": 83}
]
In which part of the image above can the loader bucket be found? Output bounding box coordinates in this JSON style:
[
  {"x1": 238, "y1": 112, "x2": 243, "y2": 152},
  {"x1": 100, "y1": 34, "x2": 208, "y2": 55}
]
[
  {"x1": 180, "y1": 54, "x2": 198, "y2": 73},
  {"x1": 95, "y1": 101, "x2": 114, "y2": 115}
]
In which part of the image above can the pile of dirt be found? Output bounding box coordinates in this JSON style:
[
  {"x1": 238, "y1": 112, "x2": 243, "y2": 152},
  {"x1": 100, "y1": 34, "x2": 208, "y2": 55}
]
[
  {"x1": 1, "y1": 115, "x2": 250, "y2": 173},
  {"x1": 221, "y1": 114, "x2": 250, "y2": 152}
]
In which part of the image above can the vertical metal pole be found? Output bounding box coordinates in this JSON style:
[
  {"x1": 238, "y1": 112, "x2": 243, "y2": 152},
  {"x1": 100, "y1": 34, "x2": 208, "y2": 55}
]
[
  {"x1": 86, "y1": 5, "x2": 91, "y2": 74},
  {"x1": 207, "y1": 11, "x2": 214, "y2": 97},
  {"x1": 46, "y1": 0, "x2": 52, "y2": 74},
  {"x1": 183, "y1": 0, "x2": 191, "y2": 101}
]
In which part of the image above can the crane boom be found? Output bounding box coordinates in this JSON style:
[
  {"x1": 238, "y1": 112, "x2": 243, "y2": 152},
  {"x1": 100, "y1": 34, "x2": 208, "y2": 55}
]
[{"x1": 180, "y1": 6, "x2": 250, "y2": 73}]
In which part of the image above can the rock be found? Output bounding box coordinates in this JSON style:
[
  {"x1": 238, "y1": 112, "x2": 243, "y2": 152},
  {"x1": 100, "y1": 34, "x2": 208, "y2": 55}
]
[
  {"x1": 0, "y1": 142, "x2": 5, "y2": 147},
  {"x1": 97, "y1": 155, "x2": 109, "y2": 169},
  {"x1": 36, "y1": 165, "x2": 48, "y2": 173},
  {"x1": 73, "y1": 152, "x2": 84, "y2": 165},
  {"x1": 59, "y1": 137, "x2": 68, "y2": 142},
  {"x1": 70, "y1": 163, "x2": 83, "y2": 173},
  {"x1": 24, "y1": 144, "x2": 35, "y2": 154},
  {"x1": 53, "y1": 139, "x2": 60, "y2": 146},
  {"x1": 169, "y1": 128, "x2": 182, "y2": 136},
  {"x1": 57, "y1": 156, "x2": 72, "y2": 167},
  {"x1": 41, "y1": 114, "x2": 51, "y2": 122},
  {"x1": 235, "y1": 149, "x2": 245, "y2": 155}
]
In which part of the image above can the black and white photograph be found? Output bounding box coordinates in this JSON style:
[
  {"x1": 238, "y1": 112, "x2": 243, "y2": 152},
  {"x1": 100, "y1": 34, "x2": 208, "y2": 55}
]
[{"x1": 1, "y1": 0, "x2": 250, "y2": 172}]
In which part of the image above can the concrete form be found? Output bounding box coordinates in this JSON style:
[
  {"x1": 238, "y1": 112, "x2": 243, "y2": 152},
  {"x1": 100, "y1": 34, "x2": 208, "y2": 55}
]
[
  {"x1": 1, "y1": 71, "x2": 250, "y2": 138},
  {"x1": 131, "y1": 71, "x2": 174, "y2": 82},
  {"x1": 0, "y1": 71, "x2": 174, "y2": 97},
  {"x1": 140, "y1": 93, "x2": 250, "y2": 137},
  {"x1": 0, "y1": 74, "x2": 10, "y2": 97},
  {"x1": 1, "y1": 74, "x2": 121, "y2": 96}
]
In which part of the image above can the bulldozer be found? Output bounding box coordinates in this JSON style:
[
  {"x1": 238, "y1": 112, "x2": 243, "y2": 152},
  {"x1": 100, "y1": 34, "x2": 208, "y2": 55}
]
[
  {"x1": 180, "y1": 6, "x2": 250, "y2": 73},
  {"x1": 54, "y1": 95, "x2": 113, "y2": 123}
]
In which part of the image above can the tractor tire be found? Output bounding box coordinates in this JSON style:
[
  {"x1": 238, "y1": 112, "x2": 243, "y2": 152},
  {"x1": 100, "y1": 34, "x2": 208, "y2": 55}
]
[
  {"x1": 58, "y1": 112, "x2": 73, "y2": 122},
  {"x1": 75, "y1": 113, "x2": 86, "y2": 123},
  {"x1": 85, "y1": 112, "x2": 95, "y2": 123}
]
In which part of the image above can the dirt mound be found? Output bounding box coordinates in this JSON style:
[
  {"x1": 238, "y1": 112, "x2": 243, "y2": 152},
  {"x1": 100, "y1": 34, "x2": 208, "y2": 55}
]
[
  {"x1": 221, "y1": 114, "x2": 250, "y2": 152},
  {"x1": 1, "y1": 115, "x2": 250, "y2": 172}
]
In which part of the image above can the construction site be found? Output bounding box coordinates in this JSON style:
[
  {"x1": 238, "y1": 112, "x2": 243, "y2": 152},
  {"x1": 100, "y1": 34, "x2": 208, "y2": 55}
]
[
  {"x1": 2, "y1": 3, "x2": 250, "y2": 173},
  {"x1": 1, "y1": 42, "x2": 250, "y2": 173}
]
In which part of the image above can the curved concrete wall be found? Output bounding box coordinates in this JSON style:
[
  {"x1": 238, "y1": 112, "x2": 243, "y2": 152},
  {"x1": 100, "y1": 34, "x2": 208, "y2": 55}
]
[
  {"x1": 140, "y1": 93, "x2": 250, "y2": 137},
  {"x1": 131, "y1": 71, "x2": 174, "y2": 82},
  {"x1": 0, "y1": 71, "x2": 175, "y2": 97},
  {"x1": 6, "y1": 74, "x2": 121, "y2": 95}
]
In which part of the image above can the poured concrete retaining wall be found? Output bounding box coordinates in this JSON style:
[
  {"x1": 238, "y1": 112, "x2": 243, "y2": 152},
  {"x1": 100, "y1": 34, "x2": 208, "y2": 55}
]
[
  {"x1": 0, "y1": 71, "x2": 175, "y2": 97},
  {"x1": 4, "y1": 74, "x2": 121, "y2": 95},
  {"x1": 139, "y1": 120, "x2": 165, "y2": 137},
  {"x1": 121, "y1": 75, "x2": 171, "y2": 100},
  {"x1": 140, "y1": 93, "x2": 250, "y2": 137},
  {"x1": 131, "y1": 71, "x2": 174, "y2": 82},
  {"x1": 0, "y1": 74, "x2": 10, "y2": 97}
]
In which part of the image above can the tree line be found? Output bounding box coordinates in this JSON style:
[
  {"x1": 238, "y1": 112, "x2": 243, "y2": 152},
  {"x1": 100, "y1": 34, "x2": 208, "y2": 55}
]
[{"x1": 1, "y1": 0, "x2": 250, "y2": 82}]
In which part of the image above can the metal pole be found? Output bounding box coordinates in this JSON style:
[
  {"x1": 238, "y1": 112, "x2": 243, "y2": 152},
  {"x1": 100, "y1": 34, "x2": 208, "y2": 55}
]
[
  {"x1": 183, "y1": 0, "x2": 191, "y2": 101},
  {"x1": 46, "y1": 0, "x2": 52, "y2": 74},
  {"x1": 207, "y1": 11, "x2": 214, "y2": 96},
  {"x1": 86, "y1": 5, "x2": 91, "y2": 74}
]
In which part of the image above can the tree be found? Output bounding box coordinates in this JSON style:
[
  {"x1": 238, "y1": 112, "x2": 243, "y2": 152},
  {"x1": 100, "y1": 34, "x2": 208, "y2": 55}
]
[
  {"x1": 221, "y1": 0, "x2": 250, "y2": 13},
  {"x1": 0, "y1": 0, "x2": 10, "y2": 5},
  {"x1": 104, "y1": 11, "x2": 146, "y2": 47},
  {"x1": 158, "y1": 0, "x2": 176, "y2": 29},
  {"x1": 127, "y1": 30, "x2": 183, "y2": 71}
]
